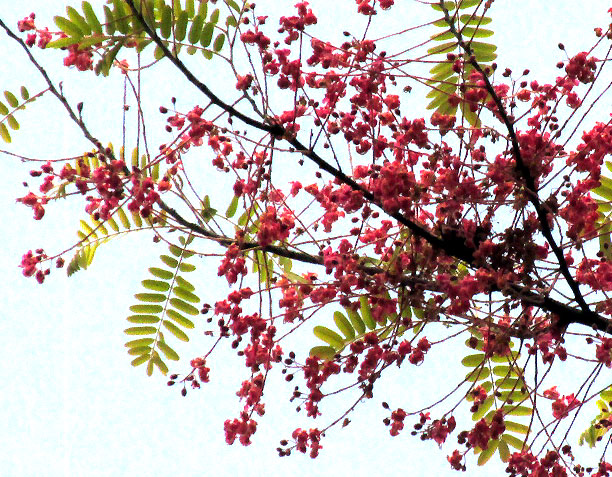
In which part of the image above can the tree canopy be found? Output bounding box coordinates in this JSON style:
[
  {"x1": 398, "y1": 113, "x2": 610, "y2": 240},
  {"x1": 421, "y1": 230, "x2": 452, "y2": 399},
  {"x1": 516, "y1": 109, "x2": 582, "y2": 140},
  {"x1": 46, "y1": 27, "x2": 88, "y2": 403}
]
[{"x1": 4, "y1": 1, "x2": 612, "y2": 475}]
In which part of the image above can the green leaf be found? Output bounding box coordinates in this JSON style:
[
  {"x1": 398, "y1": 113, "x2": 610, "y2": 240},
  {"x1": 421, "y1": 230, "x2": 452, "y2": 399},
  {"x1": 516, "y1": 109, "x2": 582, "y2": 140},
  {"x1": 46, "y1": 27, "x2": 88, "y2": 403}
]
[
  {"x1": 226, "y1": 194, "x2": 239, "y2": 218},
  {"x1": 80, "y1": 219, "x2": 95, "y2": 237},
  {"x1": 492, "y1": 365, "x2": 513, "y2": 377},
  {"x1": 431, "y1": 1, "x2": 455, "y2": 11},
  {"x1": 500, "y1": 405, "x2": 532, "y2": 417},
  {"x1": 501, "y1": 433, "x2": 527, "y2": 450},
  {"x1": 149, "y1": 267, "x2": 174, "y2": 280},
  {"x1": 20, "y1": 86, "x2": 29, "y2": 100},
  {"x1": 426, "y1": 77, "x2": 458, "y2": 98},
  {"x1": 7, "y1": 115, "x2": 19, "y2": 131},
  {"x1": 461, "y1": 27, "x2": 494, "y2": 38},
  {"x1": 131, "y1": 354, "x2": 150, "y2": 366},
  {"x1": 135, "y1": 292, "x2": 166, "y2": 302},
  {"x1": 4, "y1": 91, "x2": 18, "y2": 108},
  {"x1": 103, "y1": 6, "x2": 116, "y2": 35},
  {"x1": 67, "y1": 6, "x2": 92, "y2": 35},
  {"x1": 213, "y1": 33, "x2": 225, "y2": 52},
  {"x1": 125, "y1": 337, "x2": 154, "y2": 348},
  {"x1": 131, "y1": 210, "x2": 143, "y2": 228},
  {"x1": 142, "y1": 279, "x2": 171, "y2": 292},
  {"x1": 158, "y1": 340, "x2": 180, "y2": 360},
  {"x1": 160, "y1": 5, "x2": 172, "y2": 39},
  {"x1": 166, "y1": 309, "x2": 195, "y2": 328},
  {"x1": 505, "y1": 421, "x2": 530, "y2": 435},
  {"x1": 360, "y1": 296, "x2": 376, "y2": 330},
  {"x1": 496, "y1": 377, "x2": 525, "y2": 390},
  {"x1": 498, "y1": 390, "x2": 527, "y2": 403},
  {"x1": 160, "y1": 255, "x2": 179, "y2": 268},
  {"x1": 477, "y1": 439, "x2": 498, "y2": 466},
  {"x1": 198, "y1": 0, "x2": 208, "y2": 16},
  {"x1": 431, "y1": 30, "x2": 456, "y2": 42},
  {"x1": 173, "y1": 287, "x2": 200, "y2": 303},
  {"x1": 163, "y1": 319, "x2": 189, "y2": 341},
  {"x1": 472, "y1": 395, "x2": 494, "y2": 420},
  {"x1": 129, "y1": 304, "x2": 163, "y2": 313},
  {"x1": 77, "y1": 35, "x2": 106, "y2": 49},
  {"x1": 117, "y1": 206, "x2": 131, "y2": 229},
  {"x1": 428, "y1": 67, "x2": 455, "y2": 84},
  {"x1": 470, "y1": 41, "x2": 497, "y2": 54},
  {"x1": 465, "y1": 366, "x2": 490, "y2": 382},
  {"x1": 427, "y1": 41, "x2": 457, "y2": 55},
  {"x1": 491, "y1": 352, "x2": 520, "y2": 363},
  {"x1": 579, "y1": 425, "x2": 600, "y2": 448},
  {"x1": 179, "y1": 263, "x2": 196, "y2": 272},
  {"x1": 227, "y1": 0, "x2": 241, "y2": 12},
  {"x1": 186, "y1": 0, "x2": 196, "y2": 17},
  {"x1": 309, "y1": 346, "x2": 337, "y2": 360},
  {"x1": 169, "y1": 244, "x2": 182, "y2": 257},
  {"x1": 146, "y1": 358, "x2": 154, "y2": 376},
  {"x1": 498, "y1": 438, "x2": 510, "y2": 462},
  {"x1": 154, "y1": 44, "x2": 164, "y2": 60},
  {"x1": 151, "y1": 354, "x2": 169, "y2": 374},
  {"x1": 461, "y1": 353, "x2": 485, "y2": 367},
  {"x1": 54, "y1": 15, "x2": 84, "y2": 38},
  {"x1": 459, "y1": 0, "x2": 481, "y2": 9},
  {"x1": 112, "y1": 0, "x2": 130, "y2": 34},
  {"x1": 334, "y1": 311, "x2": 356, "y2": 340},
  {"x1": 127, "y1": 314, "x2": 160, "y2": 324},
  {"x1": 346, "y1": 307, "x2": 366, "y2": 335},
  {"x1": 601, "y1": 388, "x2": 612, "y2": 402},
  {"x1": 175, "y1": 276, "x2": 195, "y2": 292},
  {"x1": 459, "y1": 14, "x2": 492, "y2": 25},
  {"x1": 175, "y1": 10, "x2": 189, "y2": 41},
  {"x1": 170, "y1": 297, "x2": 199, "y2": 316},
  {"x1": 124, "y1": 326, "x2": 157, "y2": 335},
  {"x1": 82, "y1": 1, "x2": 103, "y2": 35},
  {"x1": 127, "y1": 345, "x2": 152, "y2": 356},
  {"x1": 595, "y1": 189, "x2": 612, "y2": 204},
  {"x1": 2, "y1": 123, "x2": 12, "y2": 142},
  {"x1": 200, "y1": 22, "x2": 214, "y2": 47},
  {"x1": 0, "y1": 101, "x2": 8, "y2": 115},
  {"x1": 90, "y1": 217, "x2": 108, "y2": 235},
  {"x1": 313, "y1": 326, "x2": 345, "y2": 350},
  {"x1": 210, "y1": 8, "x2": 220, "y2": 23}
]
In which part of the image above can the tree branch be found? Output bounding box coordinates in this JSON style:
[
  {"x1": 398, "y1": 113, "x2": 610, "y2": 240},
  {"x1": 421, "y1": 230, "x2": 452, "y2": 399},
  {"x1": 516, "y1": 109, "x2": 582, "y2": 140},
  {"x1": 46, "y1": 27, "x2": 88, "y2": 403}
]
[
  {"x1": 5, "y1": 5, "x2": 609, "y2": 337},
  {"x1": 438, "y1": 0, "x2": 593, "y2": 323}
]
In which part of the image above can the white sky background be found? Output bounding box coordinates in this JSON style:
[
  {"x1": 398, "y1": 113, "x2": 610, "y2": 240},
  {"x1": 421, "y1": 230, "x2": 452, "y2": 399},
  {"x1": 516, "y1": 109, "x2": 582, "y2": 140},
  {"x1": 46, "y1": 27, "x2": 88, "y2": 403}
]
[{"x1": 1, "y1": 1, "x2": 611, "y2": 476}]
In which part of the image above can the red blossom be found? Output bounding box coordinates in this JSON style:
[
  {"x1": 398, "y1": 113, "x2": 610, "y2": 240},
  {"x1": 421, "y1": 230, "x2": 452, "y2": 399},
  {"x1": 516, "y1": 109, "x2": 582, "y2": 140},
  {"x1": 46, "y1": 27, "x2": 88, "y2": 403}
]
[{"x1": 17, "y1": 13, "x2": 36, "y2": 32}]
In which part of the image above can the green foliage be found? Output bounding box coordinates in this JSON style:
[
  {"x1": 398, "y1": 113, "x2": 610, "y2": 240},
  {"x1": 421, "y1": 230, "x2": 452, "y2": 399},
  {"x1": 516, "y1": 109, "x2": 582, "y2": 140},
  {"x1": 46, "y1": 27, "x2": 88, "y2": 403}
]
[
  {"x1": 200, "y1": 195, "x2": 217, "y2": 222},
  {"x1": 125, "y1": 235, "x2": 201, "y2": 376},
  {"x1": 309, "y1": 296, "x2": 420, "y2": 359},
  {"x1": 592, "y1": 163, "x2": 612, "y2": 260},
  {"x1": 579, "y1": 386, "x2": 612, "y2": 448},
  {"x1": 427, "y1": 0, "x2": 498, "y2": 127},
  {"x1": 63, "y1": 142, "x2": 172, "y2": 276},
  {"x1": 47, "y1": 1, "x2": 246, "y2": 74},
  {"x1": 67, "y1": 205, "x2": 150, "y2": 276},
  {"x1": 462, "y1": 332, "x2": 531, "y2": 465},
  {"x1": 0, "y1": 86, "x2": 34, "y2": 143}
]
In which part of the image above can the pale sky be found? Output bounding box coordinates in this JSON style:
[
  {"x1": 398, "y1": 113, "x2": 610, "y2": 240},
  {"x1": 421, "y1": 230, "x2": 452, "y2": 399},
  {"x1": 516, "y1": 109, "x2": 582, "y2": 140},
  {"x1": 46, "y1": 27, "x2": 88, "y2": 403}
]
[{"x1": 2, "y1": 1, "x2": 611, "y2": 476}]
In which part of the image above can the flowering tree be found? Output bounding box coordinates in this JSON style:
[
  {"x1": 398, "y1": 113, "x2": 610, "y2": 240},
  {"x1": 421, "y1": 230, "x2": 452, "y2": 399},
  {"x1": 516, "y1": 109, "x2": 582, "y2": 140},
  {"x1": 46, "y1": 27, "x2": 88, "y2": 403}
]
[{"x1": 4, "y1": 0, "x2": 612, "y2": 474}]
